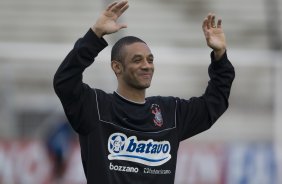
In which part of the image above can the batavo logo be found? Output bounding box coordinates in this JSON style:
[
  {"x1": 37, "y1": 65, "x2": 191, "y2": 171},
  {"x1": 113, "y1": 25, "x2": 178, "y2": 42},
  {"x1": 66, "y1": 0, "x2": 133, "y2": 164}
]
[{"x1": 108, "y1": 133, "x2": 171, "y2": 166}]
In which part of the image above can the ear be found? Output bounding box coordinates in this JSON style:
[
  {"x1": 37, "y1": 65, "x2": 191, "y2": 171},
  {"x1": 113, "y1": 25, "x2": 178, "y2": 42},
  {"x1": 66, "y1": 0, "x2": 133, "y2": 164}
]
[{"x1": 111, "y1": 60, "x2": 123, "y2": 76}]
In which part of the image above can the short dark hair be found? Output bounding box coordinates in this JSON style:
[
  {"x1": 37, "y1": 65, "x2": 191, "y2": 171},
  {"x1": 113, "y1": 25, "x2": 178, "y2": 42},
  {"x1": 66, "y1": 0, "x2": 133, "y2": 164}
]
[{"x1": 111, "y1": 36, "x2": 146, "y2": 62}]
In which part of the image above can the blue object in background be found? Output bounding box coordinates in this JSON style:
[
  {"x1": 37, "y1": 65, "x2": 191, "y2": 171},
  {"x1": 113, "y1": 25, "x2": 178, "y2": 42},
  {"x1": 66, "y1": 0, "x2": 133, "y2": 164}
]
[{"x1": 227, "y1": 143, "x2": 277, "y2": 184}]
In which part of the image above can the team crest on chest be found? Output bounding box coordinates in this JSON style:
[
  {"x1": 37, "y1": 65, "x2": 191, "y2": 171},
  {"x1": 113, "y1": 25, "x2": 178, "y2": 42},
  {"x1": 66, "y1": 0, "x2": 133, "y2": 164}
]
[{"x1": 151, "y1": 104, "x2": 163, "y2": 127}]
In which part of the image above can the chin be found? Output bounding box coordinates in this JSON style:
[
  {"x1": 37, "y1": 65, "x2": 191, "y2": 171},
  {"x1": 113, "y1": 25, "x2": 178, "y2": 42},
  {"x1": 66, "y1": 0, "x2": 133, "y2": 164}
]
[
  {"x1": 136, "y1": 83, "x2": 151, "y2": 90},
  {"x1": 142, "y1": 81, "x2": 152, "y2": 88}
]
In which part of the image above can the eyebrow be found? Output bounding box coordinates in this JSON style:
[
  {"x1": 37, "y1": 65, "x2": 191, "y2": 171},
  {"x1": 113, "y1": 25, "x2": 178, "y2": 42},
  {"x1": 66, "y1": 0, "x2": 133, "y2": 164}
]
[
  {"x1": 132, "y1": 54, "x2": 154, "y2": 60},
  {"x1": 148, "y1": 54, "x2": 154, "y2": 58}
]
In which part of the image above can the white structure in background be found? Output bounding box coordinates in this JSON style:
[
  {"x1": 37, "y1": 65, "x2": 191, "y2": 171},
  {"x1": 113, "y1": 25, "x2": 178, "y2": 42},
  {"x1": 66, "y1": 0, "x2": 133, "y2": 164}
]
[{"x1": 0, "y1": 0, "x2": 281, "y2": 183}]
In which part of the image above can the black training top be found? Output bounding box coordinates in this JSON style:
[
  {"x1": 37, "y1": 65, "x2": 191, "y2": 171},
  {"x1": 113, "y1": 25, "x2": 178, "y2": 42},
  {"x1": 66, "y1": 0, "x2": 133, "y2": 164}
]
[{"x1": 53, "y1": 29, "x2": 235, "y2": 184}]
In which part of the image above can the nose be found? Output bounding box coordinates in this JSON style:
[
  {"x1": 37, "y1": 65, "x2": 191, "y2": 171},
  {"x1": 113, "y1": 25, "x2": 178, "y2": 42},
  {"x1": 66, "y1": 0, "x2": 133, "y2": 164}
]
[{"x1": 141, "y1": 59, "x2": 153, "y2": 70}]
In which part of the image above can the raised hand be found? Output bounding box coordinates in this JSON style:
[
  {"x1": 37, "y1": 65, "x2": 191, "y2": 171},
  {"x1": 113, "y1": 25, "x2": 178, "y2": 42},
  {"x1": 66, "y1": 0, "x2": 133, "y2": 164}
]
[
  {"x1": 202, "y1": 14, "x2": 226, "y2": 60},
  {"x1": 92, "y1": 1, "x2": 129, "y2": 38}
]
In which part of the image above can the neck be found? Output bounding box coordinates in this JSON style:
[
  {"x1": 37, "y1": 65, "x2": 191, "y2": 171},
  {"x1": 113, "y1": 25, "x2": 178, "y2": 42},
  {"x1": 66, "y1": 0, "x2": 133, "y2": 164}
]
[{"x1": 116, "y1": 86, "x2": 146, "y2": 103}]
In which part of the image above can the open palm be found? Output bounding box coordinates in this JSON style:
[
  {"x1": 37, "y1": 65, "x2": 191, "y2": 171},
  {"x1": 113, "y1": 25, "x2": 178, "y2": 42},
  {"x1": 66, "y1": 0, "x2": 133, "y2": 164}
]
[
  {"x1": 92, "y1": 1, "x2": 129, "y2": 37},
  {"x1": 202, "y1": 14, "x2": 226, "y2": 52}
]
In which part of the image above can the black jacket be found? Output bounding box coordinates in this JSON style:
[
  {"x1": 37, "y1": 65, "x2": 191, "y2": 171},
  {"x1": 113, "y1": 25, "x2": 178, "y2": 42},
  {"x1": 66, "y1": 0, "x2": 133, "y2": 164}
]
[{"x1": 53, "y1": 29, "x2": 235, "y2": 184}]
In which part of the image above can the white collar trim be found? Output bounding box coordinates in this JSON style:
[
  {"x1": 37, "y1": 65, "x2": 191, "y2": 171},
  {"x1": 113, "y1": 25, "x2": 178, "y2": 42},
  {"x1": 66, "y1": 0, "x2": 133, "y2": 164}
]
[{"x1": 115, "y1": 91, "x2": 146, "y2": 105}]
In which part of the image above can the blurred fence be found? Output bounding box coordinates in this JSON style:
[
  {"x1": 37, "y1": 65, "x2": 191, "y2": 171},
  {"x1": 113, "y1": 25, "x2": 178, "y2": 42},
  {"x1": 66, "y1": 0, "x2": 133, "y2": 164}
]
[{"x1": 0, "y1": 140, "x2": 278, "y2": 184}]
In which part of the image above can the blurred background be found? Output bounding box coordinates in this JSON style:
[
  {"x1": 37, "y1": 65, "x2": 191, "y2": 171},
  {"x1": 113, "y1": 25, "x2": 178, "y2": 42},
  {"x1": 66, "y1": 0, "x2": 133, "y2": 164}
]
[{"x1": 0, "y1": 0, "x2": 281, "y2": 183}]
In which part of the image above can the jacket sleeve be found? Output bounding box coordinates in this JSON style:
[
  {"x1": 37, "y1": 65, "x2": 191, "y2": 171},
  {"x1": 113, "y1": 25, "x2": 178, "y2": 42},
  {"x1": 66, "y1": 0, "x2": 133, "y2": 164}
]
[
  {"x1": 53, "y1": 29, "x2": 108, "y2": 135},
  {"x1": 176, "y1": 51, "x2": 235, "y2": 141}
]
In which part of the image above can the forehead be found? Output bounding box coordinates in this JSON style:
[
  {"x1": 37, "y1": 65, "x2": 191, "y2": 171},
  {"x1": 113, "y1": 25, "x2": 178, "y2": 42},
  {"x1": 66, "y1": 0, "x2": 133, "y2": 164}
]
[{"x1": 123, "y1": 42, "x2": 152, "y2": 58}]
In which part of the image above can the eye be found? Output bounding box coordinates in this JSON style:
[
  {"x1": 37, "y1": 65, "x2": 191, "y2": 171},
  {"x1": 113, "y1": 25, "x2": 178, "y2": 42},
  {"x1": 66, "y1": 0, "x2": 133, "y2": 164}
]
[
  {"x1": 132, "y1": 56, "x2": 142, "y2": 63},
  {"x1": 147, "y1": 57, "x2": 154, "y2": 64}
]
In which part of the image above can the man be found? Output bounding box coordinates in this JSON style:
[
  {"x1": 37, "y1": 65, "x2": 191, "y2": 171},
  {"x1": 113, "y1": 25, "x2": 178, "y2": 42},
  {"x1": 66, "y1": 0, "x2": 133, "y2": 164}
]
[{"x1": 53, "y1": 1, "x2": 235, "y2": 183}]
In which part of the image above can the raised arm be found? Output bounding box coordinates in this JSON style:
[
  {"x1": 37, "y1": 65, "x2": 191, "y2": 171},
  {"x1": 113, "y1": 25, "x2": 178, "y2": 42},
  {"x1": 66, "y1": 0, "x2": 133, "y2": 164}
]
[
  {"x1": 176, "y1": 14, "x2": 235, "y2": 140},
  {"x1": 53, "y1": 1, "x2": 129, "y2": 134}
]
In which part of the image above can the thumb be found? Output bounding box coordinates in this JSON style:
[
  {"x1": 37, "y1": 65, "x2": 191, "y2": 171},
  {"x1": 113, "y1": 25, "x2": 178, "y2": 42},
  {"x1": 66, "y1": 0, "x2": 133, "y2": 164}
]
[{"x1": 117, "y1": 23, "x2": 128, "y2": 30}]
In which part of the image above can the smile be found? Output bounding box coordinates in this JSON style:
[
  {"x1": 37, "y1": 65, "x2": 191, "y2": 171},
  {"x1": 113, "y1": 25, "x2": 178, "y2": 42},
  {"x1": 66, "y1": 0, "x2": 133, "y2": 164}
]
[{"x1": 140, "y1": 74, "x2": 152, "y2": 80}]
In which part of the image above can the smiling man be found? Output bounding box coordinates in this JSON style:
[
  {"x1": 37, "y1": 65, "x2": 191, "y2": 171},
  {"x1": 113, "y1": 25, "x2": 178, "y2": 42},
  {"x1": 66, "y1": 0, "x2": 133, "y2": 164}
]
[
  {"x1": 53, "y1": 1, "x2": 235, "y2": 183},
  {"x1": 111, "y1": 38, "x2": 155, "y2": 100}
]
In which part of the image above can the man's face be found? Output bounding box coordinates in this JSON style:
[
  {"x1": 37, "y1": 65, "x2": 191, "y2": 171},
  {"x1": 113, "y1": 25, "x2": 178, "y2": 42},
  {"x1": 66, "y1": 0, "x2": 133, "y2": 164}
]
[{"x1": 120, "y1": 42, "x2": 154, "y2": 90}]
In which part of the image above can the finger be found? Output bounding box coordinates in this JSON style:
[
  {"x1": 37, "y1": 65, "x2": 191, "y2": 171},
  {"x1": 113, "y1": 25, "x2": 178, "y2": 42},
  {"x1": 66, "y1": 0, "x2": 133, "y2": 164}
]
[
  {"x1": 202, "y1": 18, "x2": 209, "y2": 38},
  {"x1": 116, "y1": 3, "x2": 129, "y2": 17},
  {"x1": 202, "y1": 18, "x2": 208, "y2": 31},
  {"x1": 106, "y1": 1, "x2": 118, "y2": 11},
  {"x1": 211, "y1": 14, "x2": 216, "y2": 28},
  {"x1": 120, "y1": 3, "x2": 129, "y2": 13},
  {"x1": 118, "y1": 23, "x2": 128, "y2": 30},
  {"x1": 217, "y1": 19, "x2": 222, "y2": 29},
  {"x1": 112, "y1": 1, "x2": 128, "y2": 13},
  {"x1": 207, "y1": 13, "x2": 212, "y2": 29}
]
